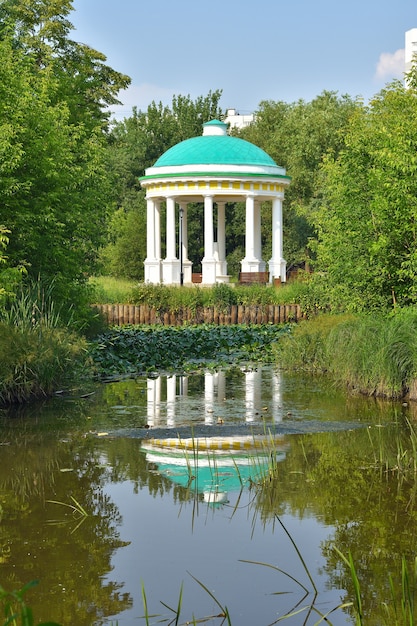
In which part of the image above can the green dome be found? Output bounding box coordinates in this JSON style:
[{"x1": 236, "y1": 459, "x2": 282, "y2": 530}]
[{"x1": 153, "y1": 135, "x2": 277, "y2": 168}]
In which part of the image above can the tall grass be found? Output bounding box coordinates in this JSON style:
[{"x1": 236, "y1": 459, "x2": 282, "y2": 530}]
[
  {"x1": 0, "y1": 280, "x2": 88, "y2": 404},
  {"x1": 89, "y1": 276, "x2": 137, "y2": 304},
  {"x1": 274, "y1": 309, "x2": 417, "y2": 399}
]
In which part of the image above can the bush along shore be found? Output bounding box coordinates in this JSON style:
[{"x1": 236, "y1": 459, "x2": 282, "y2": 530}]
[
  {"x1": 274, "y1": 309, "x2": 417, "y2": 400},
  {"x1": 0, "y1": 286, "x2": 88, "y2": 405}
]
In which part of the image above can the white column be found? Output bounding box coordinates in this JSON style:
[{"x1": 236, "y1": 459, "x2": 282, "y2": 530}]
[
  {"x1": 216, "y1": 201, "x2": 228, "y2": 279},
  {"x1": 146, "y1": 198, "x2": 155, "y2": 259},
  {"x1": 155, "y1": 200, "x2": 161, "y2": 260},
  {"x1": 162, "y1": 196, "x2": 180, "y2": 284},
  {"x1": 246, "y1": 195, "x2": 255, "y2": 260},
  {"x1": 179, "y1": 203, "x2": 192, "y2": 283},
  {"x1": 269, "y1": 196, "x2": 286, "y2": 283},
  {"x1": 202, "y1": 195, "x2": 217, "y2": 284},
  {"x1": 204, "y1": 195, "x2": 214, "y2": 259},
  {"x1": 241, "y1": 195, "x2": 262, "y2": 273},
  {"x1": 144, "y1": 198, "x2": 162, "y2": 283},
  {"x1": 166, "y1": 197, "x2": 176, "y2": 260},
  {"x1": 254, "y1": 200, "x2": 265, "y2": 271}
]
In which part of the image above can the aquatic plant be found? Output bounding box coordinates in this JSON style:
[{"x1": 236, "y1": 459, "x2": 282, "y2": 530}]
[{"x1": 89, "y1": 323, "x2": 288, "y2": 378}]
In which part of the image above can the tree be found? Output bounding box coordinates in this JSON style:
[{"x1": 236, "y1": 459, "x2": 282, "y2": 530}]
[
  {"x1": 314, "y1": 71, "x2": 417, "y2": 310},
  {"x1": 0, "y1": 0, "x2": 131, "y2": 296},
  {"x1": 239, "y1": 92, "x2": 359, "y2": 272},
  {"x1": 0, "y1": 0, "x2": 130, "y2": 131}
]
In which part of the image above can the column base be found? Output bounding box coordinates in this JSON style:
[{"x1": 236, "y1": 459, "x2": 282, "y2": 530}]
[
  {"x1": 144, "y1": 259, "x2": 162, "y2": 284},
  {"x1": 201, "y1": 258, "x2": 217, "y2": 285},
  {"x1": 268, "y1": 258, "x2": 287, "y2": 283},
  {"x1": 240, "y1": 258, "x2": 266, "y2": 273}
]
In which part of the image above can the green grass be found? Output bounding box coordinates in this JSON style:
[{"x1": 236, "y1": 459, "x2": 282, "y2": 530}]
[
  {"x1": 89, "y1": 276, "x2": 137, "y2": 304},
  {"x1": 0, "y1": 281, "x2": 89, "y2": 405},
  {"x1": 0, "y1": 580, "x2": 61, "y2": 626},
  {"x1": 274, "y1": 309, "x2": 417, "y2": 399},
  {"x1": 88, "y1": 276, "x2": 311, "y2": 309}
]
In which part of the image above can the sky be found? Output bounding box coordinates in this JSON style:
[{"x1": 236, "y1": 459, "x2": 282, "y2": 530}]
[{"x1": 70, "y1": 0, "x2": 416, "y2": 120}]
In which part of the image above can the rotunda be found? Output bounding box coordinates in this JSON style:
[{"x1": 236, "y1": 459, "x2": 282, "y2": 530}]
[{"x1": 139, "y1": 119, "x2": 290, "y2": 285}]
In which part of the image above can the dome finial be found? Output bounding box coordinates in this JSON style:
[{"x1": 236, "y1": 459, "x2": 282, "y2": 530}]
[{"x1": 203, "y1": 119, "x2": 228, "y2": 137}]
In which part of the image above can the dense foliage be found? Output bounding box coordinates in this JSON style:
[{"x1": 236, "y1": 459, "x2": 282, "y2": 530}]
[
  {"x1": 239, "y1": 91, "x2": 359, "y2": 272},
  {"x1": 0, "y1": 0, "x2": 129, "y2": 307},
  {"x1": 313, "y1": 69, "x2": 417, "y2": 311},
  {"x1": 89, "y1": 324, "x2": 288, "y2": 378}
]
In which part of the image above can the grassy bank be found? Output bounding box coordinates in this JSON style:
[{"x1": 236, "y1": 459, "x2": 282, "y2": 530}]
[
  {"x1": 89, "y1": 276, "x2": 310, "y2": 310},
  {"x1": 274, "y1": 309, "x2": 417, "y2": 399},
  {"x1": 0, "y1": 287, "x2": 89, "y2": 404}
]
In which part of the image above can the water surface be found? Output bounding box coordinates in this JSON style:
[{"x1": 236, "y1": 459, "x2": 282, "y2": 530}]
[{"x1": 0, "y1": 366, "x2": 414, "y2": 625}]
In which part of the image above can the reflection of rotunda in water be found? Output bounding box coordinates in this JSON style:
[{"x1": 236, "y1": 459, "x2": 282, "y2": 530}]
[{"x1": 146, "y1": 366, "x2": 283, "y2": 427}]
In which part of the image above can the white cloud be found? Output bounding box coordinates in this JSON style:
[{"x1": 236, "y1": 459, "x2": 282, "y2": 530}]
[
  {"x1": 109, "y1": 83, "x2": 180, "y2": 120},
  {"x1": 375, "y1": 48, "x2": 405, "y2": 80}
]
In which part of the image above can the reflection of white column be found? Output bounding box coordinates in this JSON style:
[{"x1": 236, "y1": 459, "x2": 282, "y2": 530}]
[
  {"x1": 245, "y1": 369, "x2": 262, "y2": 422},
  {"x1": 166, "y1": 375, "x2": 176, "y2": 427},
  {"x1": 178, "y1": 375, "x2": 188, "y2": 397},
  {"x1": 204, "y1": 372, "x2": 215, "y2": 424},
  {"x1": 147, "y1": 376, "x2": 161, "y2": 427},
  {"x1": 269, "y1": 196, "x2": 286, "y2": 282},
  {"x1": 217, "y1": 370, "x2": 226, "y2": 402},
  {"x1": 272, "y1": 370, "x2": 283, "y2": 423}
]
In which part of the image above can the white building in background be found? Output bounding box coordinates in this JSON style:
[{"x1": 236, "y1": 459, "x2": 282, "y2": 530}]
[
  {"x1": 224, "y1": 108, "x2": 254, "y2": 130},
  {"x1": 405, "y1": 28, "x2": 417, "y2": 80}
]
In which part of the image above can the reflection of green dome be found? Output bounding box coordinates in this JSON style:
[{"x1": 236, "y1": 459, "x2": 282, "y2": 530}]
[{"x1": 154, "y1": 135, "x2": 277, "y2": 168}]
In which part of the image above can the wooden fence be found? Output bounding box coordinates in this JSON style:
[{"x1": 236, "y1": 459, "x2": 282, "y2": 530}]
[{"x1": 93, "y1": 303, "x2": 303, "y2": 326}]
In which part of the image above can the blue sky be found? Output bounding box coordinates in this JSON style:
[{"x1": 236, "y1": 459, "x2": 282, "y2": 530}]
[{"x1": 71, "y1": 0, "x2": 416, "y2": 120}]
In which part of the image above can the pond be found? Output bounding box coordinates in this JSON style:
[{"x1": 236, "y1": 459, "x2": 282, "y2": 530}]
[{"x1": 0, "y1": 365, "x2": 416, "y2": 625}]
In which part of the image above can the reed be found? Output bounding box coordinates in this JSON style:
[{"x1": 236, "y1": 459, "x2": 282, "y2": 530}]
[
  {"x1": 0, "y1": 279, "x2": 89, "y2": 404},
  {"x1": 275, "y1": 309, "x2": 417, "y2": 399}
]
